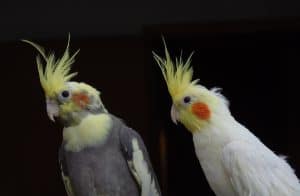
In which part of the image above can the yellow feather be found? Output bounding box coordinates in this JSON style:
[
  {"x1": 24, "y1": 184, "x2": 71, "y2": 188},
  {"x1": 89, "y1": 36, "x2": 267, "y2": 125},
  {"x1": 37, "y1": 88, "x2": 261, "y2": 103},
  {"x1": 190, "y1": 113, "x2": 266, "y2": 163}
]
[
  {"x1": 63, "y1": 113, "x2": 112, "y2": 152},
  {"x1": 23, "y1": 36, "x2": 79, "y2": 97},
  {"x1": 153, "y1": 40, "x2": 198, "y2": 100}
]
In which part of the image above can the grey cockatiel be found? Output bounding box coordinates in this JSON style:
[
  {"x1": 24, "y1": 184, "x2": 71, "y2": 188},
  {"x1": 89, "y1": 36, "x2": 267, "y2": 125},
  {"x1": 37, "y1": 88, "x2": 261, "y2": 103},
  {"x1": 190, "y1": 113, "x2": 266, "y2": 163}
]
[{"x1": 24, "y1": 38, "x2": 161, "y2": 196}]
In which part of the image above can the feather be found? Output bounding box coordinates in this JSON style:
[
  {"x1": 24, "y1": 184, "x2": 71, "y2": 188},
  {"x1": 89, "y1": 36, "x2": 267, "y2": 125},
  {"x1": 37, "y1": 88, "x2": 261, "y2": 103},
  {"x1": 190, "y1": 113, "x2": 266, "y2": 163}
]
[
  {"x1": 131, "y1": 139, "x2": 160, "y2": 196},
  {"x1": 153, "y1": 39, "x2": 197, "y2": 99},
  {"x1": 222, "y1": 141, "x2": 300, "y2": 196},
  {"x1": 22, "y1": 35, "x2": 79, "y2": 97}
]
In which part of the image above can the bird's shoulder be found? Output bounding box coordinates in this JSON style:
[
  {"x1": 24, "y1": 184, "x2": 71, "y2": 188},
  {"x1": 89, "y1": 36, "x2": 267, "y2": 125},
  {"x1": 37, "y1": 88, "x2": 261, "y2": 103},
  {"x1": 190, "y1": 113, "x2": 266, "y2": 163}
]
[
  {"x1": 109, "y1": 114, "x2": 143, "y2": 143},
  {"x1": 111, "y1": 115, "x2": 161, "y2": 196}
]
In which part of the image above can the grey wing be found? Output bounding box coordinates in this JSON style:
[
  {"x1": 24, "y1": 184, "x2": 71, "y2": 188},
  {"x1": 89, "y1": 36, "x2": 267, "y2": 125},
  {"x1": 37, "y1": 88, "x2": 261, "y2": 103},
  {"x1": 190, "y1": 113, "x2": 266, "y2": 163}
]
[
  {"x1": 59, "y1": 147, "x2": 75, "y2": 196},
  {"x1": 119, "y1": 127, "x2": 161, "y2": 196}
]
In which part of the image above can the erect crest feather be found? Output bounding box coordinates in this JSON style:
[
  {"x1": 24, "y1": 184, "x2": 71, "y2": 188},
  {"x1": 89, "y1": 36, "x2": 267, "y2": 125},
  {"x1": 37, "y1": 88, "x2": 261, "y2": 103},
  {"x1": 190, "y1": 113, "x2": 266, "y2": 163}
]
[
  {"x1": 153, "y1": 40, "x2": 198, "y2": 99},
  {"x1": 23, "y1": 36, "x2": 79, "y2": 97}
]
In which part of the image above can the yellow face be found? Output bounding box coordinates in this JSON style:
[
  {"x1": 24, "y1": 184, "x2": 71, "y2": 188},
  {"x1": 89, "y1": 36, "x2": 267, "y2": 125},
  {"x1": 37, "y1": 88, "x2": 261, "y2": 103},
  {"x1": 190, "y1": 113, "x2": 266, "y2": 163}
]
[
  {"x1": 45, "y1": 84, "x2": 81, "y2": 121},
  {"x1": 25, "y1": 37, "x2": 105, "y2": 125},
  {"x1": 153, "y1": 42, "x2": 220, "y2": 133},
  {"x1": 170, "y1": 86, "x2": 219, "y2": 133},
  {"x1": 45, "y1": 82, "x2": 102, "y2": 124}
]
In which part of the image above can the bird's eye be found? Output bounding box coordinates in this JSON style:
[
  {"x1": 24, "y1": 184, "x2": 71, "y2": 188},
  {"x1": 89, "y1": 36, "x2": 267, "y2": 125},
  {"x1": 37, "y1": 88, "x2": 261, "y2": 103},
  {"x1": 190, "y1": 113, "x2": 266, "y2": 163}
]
[
  {"x1": 61, "y1": 90, "x2": 70, "y2": 98},
  {"x1": 183, "y1": 96, "x2": 191, "y2": 104}
]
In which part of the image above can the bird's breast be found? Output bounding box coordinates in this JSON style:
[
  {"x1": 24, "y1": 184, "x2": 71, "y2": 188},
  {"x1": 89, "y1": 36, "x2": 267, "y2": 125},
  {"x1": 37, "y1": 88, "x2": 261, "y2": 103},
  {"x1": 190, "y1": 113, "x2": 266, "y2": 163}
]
[
  {"x1": 193, "y1": 132, "x2": 236, "y2": 196},
  {"x1": 64, "y1": 142, "x2": 140, "y2": 196},
  {"x1": 63, "y1": 113, "x2": 112, "y2": 152}
]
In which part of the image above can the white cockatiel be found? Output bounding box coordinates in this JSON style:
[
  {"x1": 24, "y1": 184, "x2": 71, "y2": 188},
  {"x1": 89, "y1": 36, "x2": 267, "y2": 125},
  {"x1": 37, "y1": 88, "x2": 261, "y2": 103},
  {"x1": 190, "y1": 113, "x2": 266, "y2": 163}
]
[{"x1": 153, "y1": 44, "x2": 300, "y2": 196}]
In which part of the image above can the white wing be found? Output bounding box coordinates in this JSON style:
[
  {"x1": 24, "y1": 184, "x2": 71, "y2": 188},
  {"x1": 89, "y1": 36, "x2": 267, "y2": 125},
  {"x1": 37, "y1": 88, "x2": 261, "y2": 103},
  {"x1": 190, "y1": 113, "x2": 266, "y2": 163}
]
[
  {"x1": 120, "y1": 127, "x2": 161, "y2": 196},
  {"x1": 131, "y1": 138, "x2": 160, "y2": 196},
  {"x1": 222, "y1": 141, "x2": 300, "y2": 196}
]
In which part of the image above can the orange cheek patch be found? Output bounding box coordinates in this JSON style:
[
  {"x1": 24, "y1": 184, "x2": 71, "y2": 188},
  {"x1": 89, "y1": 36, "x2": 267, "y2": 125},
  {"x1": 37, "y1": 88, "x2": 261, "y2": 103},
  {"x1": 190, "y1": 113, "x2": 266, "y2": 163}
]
[
  {"x1": 72, "y1": 93, "x2": 90, "y2": 108},
  {"x1": 192, "y1": 102, "x2": 211, "y2": 120}
]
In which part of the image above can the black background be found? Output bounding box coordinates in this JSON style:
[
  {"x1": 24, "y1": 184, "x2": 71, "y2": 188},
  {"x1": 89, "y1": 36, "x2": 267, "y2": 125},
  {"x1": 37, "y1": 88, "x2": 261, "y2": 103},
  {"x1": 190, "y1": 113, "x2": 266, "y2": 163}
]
[{"x1": 0, "y1": 1, "x2": 299, "y2": 195}]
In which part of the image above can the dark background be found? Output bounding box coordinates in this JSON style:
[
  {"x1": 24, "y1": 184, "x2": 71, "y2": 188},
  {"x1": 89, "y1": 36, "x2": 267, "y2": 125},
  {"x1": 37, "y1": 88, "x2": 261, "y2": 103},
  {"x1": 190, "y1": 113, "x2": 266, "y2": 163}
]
[{"x1": 1, "y1": 0, "x2": 299, "y2": 195}]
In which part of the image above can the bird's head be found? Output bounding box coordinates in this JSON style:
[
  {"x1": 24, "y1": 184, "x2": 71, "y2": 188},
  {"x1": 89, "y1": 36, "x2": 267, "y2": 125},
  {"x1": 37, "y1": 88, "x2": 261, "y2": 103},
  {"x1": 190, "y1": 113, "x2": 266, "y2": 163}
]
[
  {"x1": 153, "y1": 43, "x2": 228, "y2": 133},
  {"x1": 24, "y1": 38, "x2": 107, "y2": 126}
]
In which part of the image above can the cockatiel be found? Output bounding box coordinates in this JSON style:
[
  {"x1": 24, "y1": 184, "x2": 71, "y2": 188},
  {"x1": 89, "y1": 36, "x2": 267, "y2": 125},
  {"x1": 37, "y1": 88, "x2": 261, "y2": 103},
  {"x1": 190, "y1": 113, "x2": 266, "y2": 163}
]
[
  {"x1": 153, "y1": 43, "x2": 300, "y2": 196},
  {"x1": 24, "y1": 38, "x2": 161, "y2": 196}
]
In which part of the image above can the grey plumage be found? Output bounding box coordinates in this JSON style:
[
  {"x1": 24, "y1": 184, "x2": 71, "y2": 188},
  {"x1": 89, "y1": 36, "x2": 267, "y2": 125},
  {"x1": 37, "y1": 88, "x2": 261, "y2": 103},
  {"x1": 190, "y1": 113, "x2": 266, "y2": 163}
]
[
  {"x1": 27, "y1": 38, "x2": 161, "y2": 196},
  {"x1": 59, "y1": 115, "x2": 161, "y2": 196}
]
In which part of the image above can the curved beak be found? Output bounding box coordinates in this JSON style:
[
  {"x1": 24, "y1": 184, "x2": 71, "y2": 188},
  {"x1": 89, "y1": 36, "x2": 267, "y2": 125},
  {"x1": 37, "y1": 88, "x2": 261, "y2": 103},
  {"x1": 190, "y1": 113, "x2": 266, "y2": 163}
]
[
  {"x1": 46, "y1": 98, "x2": 59, "y2": 122},
  {"x1": 170, "y1": 104, "x2": 179, "y2": 125}
]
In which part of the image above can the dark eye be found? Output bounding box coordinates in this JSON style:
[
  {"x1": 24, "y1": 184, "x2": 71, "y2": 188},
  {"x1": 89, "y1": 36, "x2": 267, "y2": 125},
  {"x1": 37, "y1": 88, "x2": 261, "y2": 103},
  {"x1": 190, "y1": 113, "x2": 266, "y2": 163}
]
[
  {"x1": 183, "y1": 96, "x2": 191, "y2": 104},
  {"x1": 61, "y1": 90, "x2": 70, "y2": 98}
]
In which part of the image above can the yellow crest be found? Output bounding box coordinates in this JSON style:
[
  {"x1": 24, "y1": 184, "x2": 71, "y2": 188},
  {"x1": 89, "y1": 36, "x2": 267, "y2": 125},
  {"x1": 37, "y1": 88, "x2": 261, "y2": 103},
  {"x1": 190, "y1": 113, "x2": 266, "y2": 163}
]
[
  {"x1": 153, "y1": 40, "x2": 198, "y2": 99},
  {"x1": 23, "y1": 36, "x2": 80, "y2": 97}
]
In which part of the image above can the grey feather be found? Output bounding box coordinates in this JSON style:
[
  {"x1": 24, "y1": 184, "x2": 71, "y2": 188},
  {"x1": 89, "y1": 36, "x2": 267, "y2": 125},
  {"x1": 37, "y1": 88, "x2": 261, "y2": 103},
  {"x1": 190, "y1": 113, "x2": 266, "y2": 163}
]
[
  {"x1": 59, "y1": 115, "x2": 160, "y2": 196},
  {"x1": 119, "y1": 126, "x2": 161, "y2": 196},
  {"x1": 59, "y1": 148, "x2": 75, "y2": 196}
]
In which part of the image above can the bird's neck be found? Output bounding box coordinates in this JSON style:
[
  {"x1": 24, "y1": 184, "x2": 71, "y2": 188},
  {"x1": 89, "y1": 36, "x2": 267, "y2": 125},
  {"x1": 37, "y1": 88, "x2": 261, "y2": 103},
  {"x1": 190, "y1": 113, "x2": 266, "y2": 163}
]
[
  {"x1": 192, "y1": 105, "x2": 237, "y2": 149},
  {"x1": 192, "y1": 106, "x2": 255, "y2": 161},
  {"x1": 63, "y1": 113, "x2": 112, "y2": 152}
]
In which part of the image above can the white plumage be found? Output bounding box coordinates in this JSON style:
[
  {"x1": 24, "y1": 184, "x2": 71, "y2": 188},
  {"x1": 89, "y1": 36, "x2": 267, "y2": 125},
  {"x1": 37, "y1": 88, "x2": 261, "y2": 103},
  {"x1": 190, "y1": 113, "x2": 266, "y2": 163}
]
[
  {"x1": 131, "y1": 139, "x2": 160, "y2": 196},
  {"x1": 154, "y1": 44, "x2": 300, "y2": 196},
  {"x1": 193, "y1": 96, "x2": 300, "y2": 196}
]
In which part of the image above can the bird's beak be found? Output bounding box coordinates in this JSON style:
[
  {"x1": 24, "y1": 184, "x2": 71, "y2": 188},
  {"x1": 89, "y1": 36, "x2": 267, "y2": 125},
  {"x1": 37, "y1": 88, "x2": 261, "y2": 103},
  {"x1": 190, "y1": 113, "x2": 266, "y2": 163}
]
[
  {"x1": 46, "y1": 98, "x2": 59, "y2": 122},
  {"x1": 171, "y1": 104, "x2": 179, "y2": 125}
]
